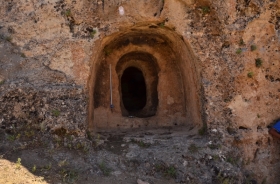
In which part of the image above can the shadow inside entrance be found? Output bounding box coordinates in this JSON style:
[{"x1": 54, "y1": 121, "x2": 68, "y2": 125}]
[{"x1": 121, "y1": 67, "x2": 147, "y2": 114}]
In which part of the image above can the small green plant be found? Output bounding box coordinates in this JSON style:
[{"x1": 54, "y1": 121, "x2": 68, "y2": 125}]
[
  {"x1": 41, "y1": 163, "x2": 52, "y2": 171},
  {"x1": 154, "y1": 164, "x2": 176, "y2": 179},
  {"x1": 65, "y1": 9, "x2": 71, "y2": 17},
  {"x1": 86, "y1": 130, "x2": 92, "y2": 140},
  {"x1": 60, "y1": 169, "x2": 78, "y2": 183},
  {"x1": 213, "y1": 155, "x2": 219, "y2": 160},
  {"x1": 16, "y1": 158, "x2": 21, "y2": 169},
  {"x1": 257, "y1": 114, "x2": 260, "y2": 118},
  {"x1": 54, "y1": 135, "x2": 62, "y2": 142},
  {"x1": 76, "y1": 143, "x2": 82, "y2": 149},
  {"x1": 131, "y1": 139, "x2": 151, "y2": 148},
  {"x1": 250, "y1": 45, "x2": 257, "y2": 51},
  {"x1": 226, "y1": 157, "x2": 238, "y2": 166},
  {"x1": 58, "y1": 159, "x2": 68, "y2": 167},
  {"x1": 7, "y1": 134, "x2": 16, "y2": 141},
  {"x1": 208, "y1": 144, "x2": 220, "y2": 150},
  {"x1": 138, "y1": 141, "x2": 147, "y2": 147},
  {"x1": 94, "y1": 133, "x2": 101, "y2": 146},
  {"x1": 239, "y1": 38, "x2": 245, "y2": 46},
  {"x1": 236, "y1": 48, "x2": 242, "y2": 54},
  {"x1": 165, "y1": 166, "x2": 176, "y2": 178},
  {"x1": 32, "y1": 165, "x2": 36, "y2": 172},
  {"x1": 222, "y1": 178, "x2": 231, "y2": 184},
  {"x1": 188, "y1": 143, "x2": 199, "y2": 153},
  {"x1": 0, "y1": 80, "x2": 5, "y2": 85},
  {"x1": 247, "y1": 71, "x2": 254, "y2": 78},
  {"x1": 99, "y1": 161, "x2": 111, "y2": 176},
  {"x1": 226, "y1": 157, "x2": 234, "y2": 164},
  {"x1": 198, "y1": 125, "x2": 207, "y2": 135},
  {"x1": 25, "y1": 130, "x2": 35, "y2": 138},
  {"x1": 201, "y1": 6, "x2": 210, "y2": 14},
  {"x1": 155, "y1": 164, "x2": 163, "y2": 171},
  {"x1": 159, "y1": 22, "x2": 165, "y2": 28},
  {"x1": 255, "y1": 58, "x2": 262, "y2": 68},
  {"x1": 46, "y1": 163, "x2": 52, "y2": 170},
  {"x1": 5, "y1": 36, "x2": 12, "y2": 42},
  {"x1": 52, "y1": 109, "x2": 60, "y2": 117},
  {"x1": 90, "y1": 30, "x2": 97, "y2": 38},
  {"x1": 217, "y1": 172, "x2": 232, "y2": 184},
  {"x1": 20, "y1": 53, "x2": 26, "y2": 58},
  {"x1": 104, "y1": 48, "x2": 112, "y2": 56},
  {"x1": 83, "y1": 146, "x2": 89, "y2": 154},
  {"x1": 67, "y1": 143, "x2": 72, "y2": 150}
]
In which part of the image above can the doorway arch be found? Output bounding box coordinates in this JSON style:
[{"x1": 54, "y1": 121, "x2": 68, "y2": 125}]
[
  {"x1": 121, "y1": 67, "x2": 147, "y2": 114},
  {"x1": 116, "y1": 52, "x2": 159, "y2": 118},
  {"x1": 88, "y1": 24, "x2": 203, "y2": 131}
]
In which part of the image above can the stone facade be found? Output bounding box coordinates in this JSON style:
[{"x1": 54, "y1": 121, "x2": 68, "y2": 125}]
[{"x1": 0, "y1": 0, "x2": 279, "y2": 183}]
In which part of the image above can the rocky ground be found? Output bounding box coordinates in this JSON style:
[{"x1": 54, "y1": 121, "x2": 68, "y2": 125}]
[{"x1": 0, "y1": 125, "x2": 256, "y2": 184}]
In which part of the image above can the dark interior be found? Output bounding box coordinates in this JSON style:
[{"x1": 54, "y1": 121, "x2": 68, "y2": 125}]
[
  {"x1": 116, "y1": 52, "x2": 159, "y2": 118},
  {"x1": 121, "y1": 67, "x2": 147, "y2": 113}
]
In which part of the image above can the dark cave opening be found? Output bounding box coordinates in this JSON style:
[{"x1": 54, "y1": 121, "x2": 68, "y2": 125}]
[{"x1": 121, "y1": 67, "x2": 147, "y2": 112}]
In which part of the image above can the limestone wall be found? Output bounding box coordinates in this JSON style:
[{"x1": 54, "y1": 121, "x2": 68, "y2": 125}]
[{"x1": 0, "y1": 0, "x2": 279, "y2": 182}]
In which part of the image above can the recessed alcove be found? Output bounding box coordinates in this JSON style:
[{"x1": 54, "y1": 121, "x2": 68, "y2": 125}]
[
  {"x1": 116, "y1": 52, "x2": 159, "y2": 118},
  {"x1": 121, "y1": 67, "x2": 147, "y2": 114},
  {"x1": 88, "y1": 23, "x2": 203, "y2": 131}
]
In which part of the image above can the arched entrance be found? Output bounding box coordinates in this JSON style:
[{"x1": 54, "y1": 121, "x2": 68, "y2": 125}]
[
  {"x1": 116, "y1": 52, "x2": 159, "y2": 118},
  {"x1": 121, "y1": 67, "x2": 147, "y2": 115},
  {"x1": 89, "y1": 24, "x2": 202, "y2": 131}
]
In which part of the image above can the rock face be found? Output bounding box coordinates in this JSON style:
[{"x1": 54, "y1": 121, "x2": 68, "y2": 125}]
[{"x1": 0, "y1": 0, "x2": 279, "y2": 183}]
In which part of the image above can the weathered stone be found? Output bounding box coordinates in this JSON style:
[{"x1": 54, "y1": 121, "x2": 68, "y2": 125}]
[{"x1": 0, "y1": 0, "x2": 279, "y2": 183}]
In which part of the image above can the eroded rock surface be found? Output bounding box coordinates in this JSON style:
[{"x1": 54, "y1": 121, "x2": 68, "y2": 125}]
[{"x1": 0, "y1": 0, "x2": 279, "y2": 183}]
